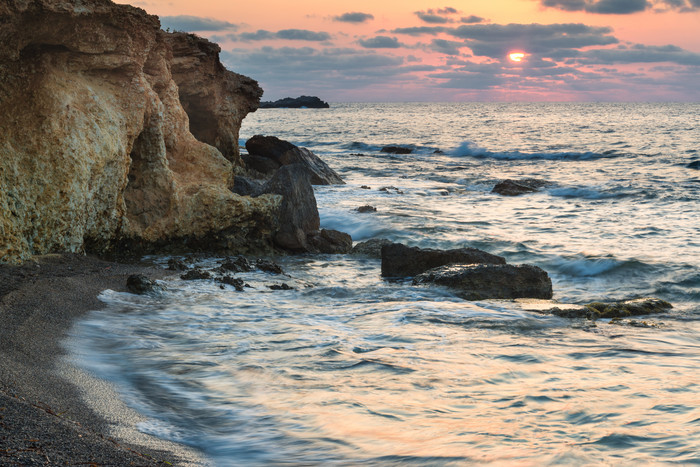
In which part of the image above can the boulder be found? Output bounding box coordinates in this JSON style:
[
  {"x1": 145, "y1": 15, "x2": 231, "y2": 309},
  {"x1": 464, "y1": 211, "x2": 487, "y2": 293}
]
[
  {"x1": 241, "y1": 155, "x2": 280, "y2": 177},
  {"x1": 381, "y1": 146, "x2": 412, "y2": 154},
  {"x1": 491, "y1": 178, "x2": 551, "y2": 196},
  {"x1": 381, "y1": 243, "x2": 506, "y2": 278},
  {"x1": 245, "y1": 135, "x2": 344, "y2": 185},
  {"x1": 351, "y1": 238, "x2": 392, "y2": 258},
  {"x1": 308, "y1": 229, "x2": 352, "y2": 254},
  {"x1": 217, "y1": 275, "x2": 246, "y2": 291},
  {"x1": 259, "y1": 164, "x2": 320, "y2": 251},
  {"x1": 413, "y1": 264, "x2": 553, "y2": 300},
  {"x1": 259, "y1": 96, "x2": 330, "y2": 109}
]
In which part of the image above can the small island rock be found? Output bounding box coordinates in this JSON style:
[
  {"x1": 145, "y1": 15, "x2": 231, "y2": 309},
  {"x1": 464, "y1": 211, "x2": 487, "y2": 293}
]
[{"x1": 259, "y1": 96, "x2": 330, "y2": 108}]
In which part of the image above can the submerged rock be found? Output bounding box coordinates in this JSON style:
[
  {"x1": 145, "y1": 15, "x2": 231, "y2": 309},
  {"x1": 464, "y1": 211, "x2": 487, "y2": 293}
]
[
  {"x1": 217, "y1": 275, "x2": 246, "y2": 291},
  {"x1": 546, "y1": 297, "x2": 672, "y2": 320},
  {"x1": 268, "y1": 283, "x2": 294, "y2": 290},
  {"x1": 356, "y1": 205, "x2": 377, "y2": 213},
  {"x1": 256, "y1": 259, "x2": 284, "y2": 274},
  {"x1": 308, "y1": 229, "x2": 352, "y2": 254},
  {"x1": 245, "y1": 135, "x2": 344, "y2": 185},
  {"x1": 381, "y1": 243, "x2": 506, "y2": 278},
  {"x1": 126, "y1": 274, "x2": 161, "y2": 294},
  {"x1": 167, "y1": 258, "x2": 188, "y2": 271},
  {"x1": 379, "y1": 186, "x2": 404, "y2": 194},
  {"x1": 491, "y1": 178, "x2": 551, "y2": 196},
  {"x1": 687, "y1": 160, "x2": 700, "y2": 169},
  {"x1": 219, "y1": 256, "x2": 253, "y2": 272},
  {"x1": 180, "y1": 269, "x2": 212, "y2": 280},
  {"x1": 352, "y1": 238, "x2": 392, "y2": 258},
  {"x1": 381, "y1": 146, "x2": 412, "y2": 154},
  {"x1": 413, "y1": 263, "x2": 553, "y2": 300},
  {"x1": 259, "y1": 96, "x2": 329, "y2": 109}
]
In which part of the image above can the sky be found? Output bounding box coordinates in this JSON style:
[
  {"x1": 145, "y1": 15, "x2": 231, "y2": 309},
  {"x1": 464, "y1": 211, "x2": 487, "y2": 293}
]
[{"x1": 117, "y1": 0, "x2": 700, "y2": 102}]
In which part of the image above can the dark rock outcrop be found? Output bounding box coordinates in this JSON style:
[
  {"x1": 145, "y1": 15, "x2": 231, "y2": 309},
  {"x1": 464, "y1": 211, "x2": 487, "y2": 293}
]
[
  {"x1": 308, "y1": 229, "x2": 352, "y2": 254},
  {"x1": 181, "y1": 269, "x2": 212, "y2": 280},
  {"x1": 351, "y1": 238, "x2": 392, "y2": 258},
  {"x1": 413, "y1": 263, "x2": 553, "y2": 300},
  {"x1": 256, "y1": 259, "x2": 284, "y2": 274},
  {"x1": 259, "y1": 165, "x2": 320, "y2": 251},
  {"x1": 381, "y1": 146, "x2": 412, "y2": 154},
  {"x1": 687, "y1": 160, "x2": 700, "y2": 169},
  {"x1": 126, "y1": 274, "x2": 160, "y2": 294},
  {"x1": 381, "y1": 243, "x2": 506, "y2": 278},
  {"x1": 356, "y1": 205, "x2": 377, "y2": 213},
  {"x1": 260, "y1": 96, "x2": 329, "y2": 109},
  {"x1": 231, "y1": 176, "x2": 264, "y2": 197},
  {"x1": 245, "y1": 135, "x2": 344, "y2": 185},
  {"x1": 491, "y1": 178, "x2": 551, "y2": 196}
]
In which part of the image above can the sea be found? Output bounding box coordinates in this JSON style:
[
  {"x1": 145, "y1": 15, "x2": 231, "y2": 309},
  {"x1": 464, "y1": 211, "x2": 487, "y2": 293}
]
[{"x1": 69, "y1": 103, "x2": 700, "y2": 466}]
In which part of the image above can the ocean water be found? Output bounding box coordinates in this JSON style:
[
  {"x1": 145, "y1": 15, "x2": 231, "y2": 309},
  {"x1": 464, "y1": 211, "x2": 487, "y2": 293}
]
[{"x1": 71, "y1": 103, "x2": 700, "y2": 465}]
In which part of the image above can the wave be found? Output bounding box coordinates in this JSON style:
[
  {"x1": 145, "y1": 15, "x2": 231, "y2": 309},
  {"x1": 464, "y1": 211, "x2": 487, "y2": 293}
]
[
  {"x1": 547, "y1": 186, "x2": 634, "y2": 200},
  {"x1": 448, "y1": 141, "x2": 617, "y2": 161},
  {"x1": 546, "y1": 254, "x2": 659, "y2": 278}
]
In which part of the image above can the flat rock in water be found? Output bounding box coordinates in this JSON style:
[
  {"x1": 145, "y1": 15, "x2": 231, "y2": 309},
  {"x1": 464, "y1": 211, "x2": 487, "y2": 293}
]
[
  {"x1": 413, "y1": 263, "x2": 553, "y2": 300},
  {"x1": 381, "y1": 242, "x2": 506, "y2": 278},
  {"x1": 550, "y1": 297, "x2": 673, "y2": 320},
  {"x1": 381, "y1": 146, "x2": 412, "y2": 154},
  {"x1": 492, "y1": 178, "x2": 551, "y2": 196}
]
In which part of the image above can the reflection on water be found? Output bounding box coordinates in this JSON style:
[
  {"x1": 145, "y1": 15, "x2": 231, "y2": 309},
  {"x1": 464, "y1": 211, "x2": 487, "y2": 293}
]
[
  {"x1": 73, "y1": 256, "x2": 700, "y2": 465},
  {"x1": 73, "y1": 103, "x2": 700, "y2": 465}
]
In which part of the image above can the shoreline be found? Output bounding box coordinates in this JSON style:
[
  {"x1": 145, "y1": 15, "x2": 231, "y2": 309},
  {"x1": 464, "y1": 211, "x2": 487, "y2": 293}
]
[{"x1": 0, "y1": 254, "x2": 205, "y2": 466}]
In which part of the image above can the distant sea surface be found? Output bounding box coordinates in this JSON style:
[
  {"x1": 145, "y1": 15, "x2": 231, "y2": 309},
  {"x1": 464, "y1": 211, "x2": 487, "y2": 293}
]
[{"x1": 71, "y1": 103, "x2": 700, "y2": 465}]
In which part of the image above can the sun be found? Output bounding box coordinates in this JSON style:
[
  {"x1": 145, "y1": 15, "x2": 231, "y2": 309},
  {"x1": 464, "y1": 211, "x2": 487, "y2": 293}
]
[{"x1": 509, "y1": 52, "x2": 526, "y2": 62}]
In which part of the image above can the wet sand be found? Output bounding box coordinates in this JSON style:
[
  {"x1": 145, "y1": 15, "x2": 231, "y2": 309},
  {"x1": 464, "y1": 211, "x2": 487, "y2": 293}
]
[{"x1": 0, "y1": 254, "x2": 204, "y2": 466}]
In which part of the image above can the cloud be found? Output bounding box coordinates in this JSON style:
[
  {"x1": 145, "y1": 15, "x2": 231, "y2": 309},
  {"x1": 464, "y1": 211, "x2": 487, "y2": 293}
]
[
  {"x1": 358, "y1": 36, "x2": 403, "y2": 48},
  {"x1": 461, "y1": 15, "x2": 485, "y2": 23},
  {"x1": 428, "y1": 39, "x2": 466, "y2": 55},
  {"x1": 579, "y1": 44, "x2": 700, "y2": 65},
  {"x1": 540, "y1": 0, "x2": 699, "y2": 13},
  {"x1": 159, "y1": 15, "x2": 238, "y2": 32},
  {"x1": 233, "y1": 29, "x2": 331, "y2": 42},
  {"x1": 448, "y1": 23, "x2": 618, "y2": 58},
  {"x1": 436, "y1": 7, "x2": 459, "y2": 14},
  {"x1": 276, "y1": 29, "x2": 331, "y2": 41},
  {"x1": 391, "y1": 26, "x2": 450, "y2": 36},
  {"x1": 334, "y1": 12, "x2": 375, "y2": 23}
]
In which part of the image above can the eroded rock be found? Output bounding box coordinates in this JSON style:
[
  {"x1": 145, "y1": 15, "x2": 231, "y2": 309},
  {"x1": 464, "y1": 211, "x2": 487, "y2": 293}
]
[
  {"x1": 381, "y1": 243, "x2": 506, "y2": 278},
  {"x1": 126, "y1": 274, "x2": 160, "y2": 294},
  {"x1": 413, "y1": 263, "x2": 553, "y2": 300},
  {"x1": 308, "y1": 229, "x2": 352, "y2": 254},
  {"x1": 0, "y1": 0, "x2": 278, "y2": 263},
  {"x1": 351, "y1": 238, "x2": 392, "y2": 258}
]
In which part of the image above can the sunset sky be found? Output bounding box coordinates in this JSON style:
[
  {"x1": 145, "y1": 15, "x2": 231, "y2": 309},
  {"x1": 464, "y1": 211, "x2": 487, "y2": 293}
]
[{"x1": 118, "y1": 0, "x2": 700, "y2": 102}]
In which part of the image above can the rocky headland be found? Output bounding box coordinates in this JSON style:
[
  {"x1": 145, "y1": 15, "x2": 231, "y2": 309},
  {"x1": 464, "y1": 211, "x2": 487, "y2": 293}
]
[
  {"x1": 259, "y1": 95, "x2": 330, "y2": 108},
  {"x1": 0, "y1": 0, "x2": 315, "y2": 264}
]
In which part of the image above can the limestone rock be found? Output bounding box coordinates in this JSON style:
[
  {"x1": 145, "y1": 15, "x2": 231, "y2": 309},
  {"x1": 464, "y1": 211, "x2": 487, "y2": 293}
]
[
  {"x1": 245, "y1": 135, "x2": 344, "y2": 185},
  {"x1": 0, "y1": 0, "x2": 276, "y2": 263},
  {"x1": 381, "y1": 243, "x2": 506, "y2": 278},
  {"x1": 413, "y1": 263, "x2": 553, "y2": 300}
]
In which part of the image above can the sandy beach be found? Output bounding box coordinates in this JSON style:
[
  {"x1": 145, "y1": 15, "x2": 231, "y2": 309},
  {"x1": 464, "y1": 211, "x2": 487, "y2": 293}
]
[{"x1": 0, "y1": 253, "x2": 203, "y2": 466}]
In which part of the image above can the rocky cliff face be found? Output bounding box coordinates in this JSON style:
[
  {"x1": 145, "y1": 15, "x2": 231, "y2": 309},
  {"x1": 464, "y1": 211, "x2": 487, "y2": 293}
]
[{"x1": 0, "y1": 0, "x2": 277, "y2": 263}]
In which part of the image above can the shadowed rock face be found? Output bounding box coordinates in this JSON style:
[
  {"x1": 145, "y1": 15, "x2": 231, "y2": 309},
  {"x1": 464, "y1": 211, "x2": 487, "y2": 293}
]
[{"x1": 0, "y1": 0, "x2": 275, "y2": 263}]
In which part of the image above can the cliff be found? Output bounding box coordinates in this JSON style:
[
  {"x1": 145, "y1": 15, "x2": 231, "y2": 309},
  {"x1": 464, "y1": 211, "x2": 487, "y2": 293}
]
[{"x1": 0, "y1": 0, "x2": 278, "y2": 263}]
